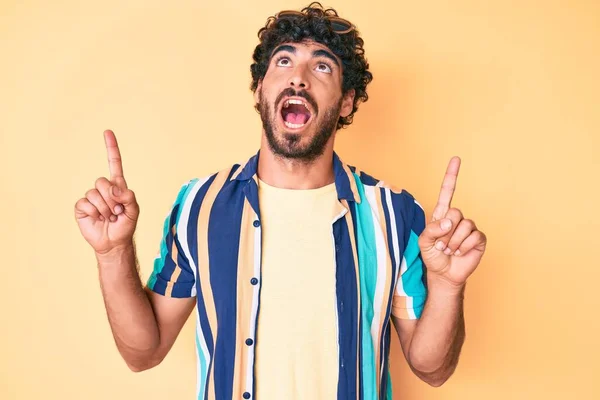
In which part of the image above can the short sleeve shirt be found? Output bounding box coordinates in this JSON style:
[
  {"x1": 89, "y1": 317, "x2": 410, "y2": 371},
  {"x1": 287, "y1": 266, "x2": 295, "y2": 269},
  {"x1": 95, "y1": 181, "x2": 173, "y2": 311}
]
[{"x1": 146, "y1": 151, "x2": 428, "y2": 400}]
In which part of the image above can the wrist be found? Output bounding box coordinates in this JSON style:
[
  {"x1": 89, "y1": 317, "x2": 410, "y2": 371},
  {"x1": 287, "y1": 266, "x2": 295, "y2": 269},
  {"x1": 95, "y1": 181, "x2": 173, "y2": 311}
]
[
  {"x1": 427, "y1": 274, "x2": 466, "y2": 298},
  {"x1": 95, "y1": 242, "x2": 135, "y2": 265}
]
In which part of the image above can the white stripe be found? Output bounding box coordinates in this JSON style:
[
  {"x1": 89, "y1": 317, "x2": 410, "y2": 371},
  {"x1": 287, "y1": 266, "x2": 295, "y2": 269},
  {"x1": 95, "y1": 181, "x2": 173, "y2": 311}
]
[
  {"x1": 398, "y1": 257, "x2": 408, "y2": 291},
  {"x1": 414, "y1": 199, "x2": 424, "y2": 211},
  {"x1": 178, "y1": 177, "x2": 210, "y2": 297},
  {"x1": 406, "y1": 297, "x2": 416, "y2": 319},
  {"x1": 245, "y1": 212, "x2": 262, "y2": 394},
  {"x1": 364, "y1": 185, "x2": 387, "y2": 375},
  {"x1": 384, "y1": 189, "x2": 406, "y2": 297}
]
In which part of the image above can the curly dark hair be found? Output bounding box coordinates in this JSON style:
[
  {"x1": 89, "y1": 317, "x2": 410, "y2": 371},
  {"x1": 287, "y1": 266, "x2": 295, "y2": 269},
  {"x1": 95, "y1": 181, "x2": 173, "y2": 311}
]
[{"x1": 250, "y1": 2, "x2": 373, "y2": 130}]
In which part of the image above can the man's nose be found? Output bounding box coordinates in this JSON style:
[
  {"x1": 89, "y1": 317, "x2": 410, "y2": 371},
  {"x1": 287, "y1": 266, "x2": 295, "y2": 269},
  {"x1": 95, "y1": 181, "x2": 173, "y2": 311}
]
[{"x1": 289, "y1": 65, "x2": 310, "y2": 90}]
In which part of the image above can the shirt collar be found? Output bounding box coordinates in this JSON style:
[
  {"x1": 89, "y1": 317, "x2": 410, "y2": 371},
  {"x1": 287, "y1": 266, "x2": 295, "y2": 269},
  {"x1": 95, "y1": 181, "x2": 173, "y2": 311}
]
[{"x1": 230, "y1": 150, "x2": 362, "y2": 204}]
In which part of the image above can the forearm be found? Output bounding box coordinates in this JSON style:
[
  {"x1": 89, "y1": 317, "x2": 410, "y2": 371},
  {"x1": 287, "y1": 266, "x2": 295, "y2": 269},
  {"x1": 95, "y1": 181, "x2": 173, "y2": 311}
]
[
  {"x1": 96, "y1": 242, "x2": 160, "y2": 370},
  {"x1": 408, "y1": 276, "x2": 466, "y2": 386}
]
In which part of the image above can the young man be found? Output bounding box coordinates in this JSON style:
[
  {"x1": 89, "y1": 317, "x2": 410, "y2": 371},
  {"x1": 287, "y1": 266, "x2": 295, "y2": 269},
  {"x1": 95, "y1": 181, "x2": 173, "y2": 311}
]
[{"x1": 74, "y1": 3, "x2": 487, "y2": 399}]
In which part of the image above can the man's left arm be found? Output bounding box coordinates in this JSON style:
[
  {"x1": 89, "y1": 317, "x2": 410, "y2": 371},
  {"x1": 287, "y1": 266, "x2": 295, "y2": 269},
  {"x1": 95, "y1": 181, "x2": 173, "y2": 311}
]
[
  {"x1": 393, "y1": 278, "x2": 466, "y2": 387},
  {"x1": 394, "y1": 156, "x2": 487, "y2": 387}
]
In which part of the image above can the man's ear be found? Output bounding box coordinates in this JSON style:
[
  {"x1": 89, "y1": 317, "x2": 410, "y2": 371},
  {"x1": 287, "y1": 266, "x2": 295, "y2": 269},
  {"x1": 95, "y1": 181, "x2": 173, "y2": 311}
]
[
  {"x1": 340, "y1": 89, "x2": 355, "y2": 118},
  {"x1": 254, "y1": 81, "x2": 262, "y2": 105}
]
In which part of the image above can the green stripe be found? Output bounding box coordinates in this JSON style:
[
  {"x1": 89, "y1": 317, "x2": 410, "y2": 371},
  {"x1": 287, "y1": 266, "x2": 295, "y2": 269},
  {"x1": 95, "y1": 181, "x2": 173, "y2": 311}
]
[
  {"x1": 352, "y1": 173, "x2": 378, "y2": 400},
  {"x1": 148, "y1": 180, "x2": 195, "y2": 289}
]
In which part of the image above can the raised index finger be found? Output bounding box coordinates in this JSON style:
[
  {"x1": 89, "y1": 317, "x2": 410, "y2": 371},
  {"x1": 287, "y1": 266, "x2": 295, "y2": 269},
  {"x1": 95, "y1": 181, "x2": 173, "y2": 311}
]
[
  {"x1": 431, "y1": 156, "x2": 461, "y2": 221},
  {"x1": 103, "y1": 130, "x2": 126, "y2": 186}
]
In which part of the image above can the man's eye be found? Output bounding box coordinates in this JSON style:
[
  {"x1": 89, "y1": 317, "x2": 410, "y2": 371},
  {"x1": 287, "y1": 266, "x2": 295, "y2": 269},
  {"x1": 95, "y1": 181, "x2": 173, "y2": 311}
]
[
  {"x1": 276, "y1": 57, "x2": 291, "y2": 67},
  {"x1": 316, "y1": 63, "x2": 332, "y2": 73}
]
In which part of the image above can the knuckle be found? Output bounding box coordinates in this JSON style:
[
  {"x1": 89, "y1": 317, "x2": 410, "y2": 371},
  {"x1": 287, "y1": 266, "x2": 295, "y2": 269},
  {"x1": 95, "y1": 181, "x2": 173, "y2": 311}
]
[
  {"x1": 74, "y1": 198, "x2": 87, "y2": 211},
  {"x1": 477, "y1": 231, "x2": 487, "y2": 242},
  {"x1": 126, "y1": 189, "x2": 138, "y2": 203},
  {"x1": 85, "y1": 188, "x2": 98, "y2": 198},
  {"x1": 95, "y1": 178, "x2": 112, "y2": 195},
  {"x1": 463, "y1": 219, "x2": 475, "y2": 229},
  {"x1": 450, "y1": 208, "x2": 462, "y2": 218}
]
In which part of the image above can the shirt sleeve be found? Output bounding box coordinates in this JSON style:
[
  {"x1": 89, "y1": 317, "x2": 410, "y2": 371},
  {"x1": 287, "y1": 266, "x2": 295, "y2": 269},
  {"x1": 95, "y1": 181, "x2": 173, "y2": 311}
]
[
  {"x1": 146, "y1": 180, "x2": 197, "y2": 298},
  {"x1": 391, "y1": 191, "x2": 428, "y2": 319}
]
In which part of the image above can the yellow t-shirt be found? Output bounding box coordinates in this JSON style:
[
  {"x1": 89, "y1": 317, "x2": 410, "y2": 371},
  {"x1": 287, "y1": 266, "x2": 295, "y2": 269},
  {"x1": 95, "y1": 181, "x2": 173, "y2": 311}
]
[{"x1": 255, "y1": 178, "x2": 344, "y2": 400}]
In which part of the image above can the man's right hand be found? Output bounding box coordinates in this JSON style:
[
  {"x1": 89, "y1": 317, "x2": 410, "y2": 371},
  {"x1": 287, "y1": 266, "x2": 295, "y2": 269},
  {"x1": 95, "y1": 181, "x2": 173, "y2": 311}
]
[{"x1": 74, "y1": 130, "x2": 140, "y2": 255}]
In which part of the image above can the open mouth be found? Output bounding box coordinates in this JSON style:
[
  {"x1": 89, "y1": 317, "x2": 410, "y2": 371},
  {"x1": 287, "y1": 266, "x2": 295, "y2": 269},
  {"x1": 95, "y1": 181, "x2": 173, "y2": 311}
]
[{"x1": 280, "y1": 98, "x2": 313, "y2": 130}]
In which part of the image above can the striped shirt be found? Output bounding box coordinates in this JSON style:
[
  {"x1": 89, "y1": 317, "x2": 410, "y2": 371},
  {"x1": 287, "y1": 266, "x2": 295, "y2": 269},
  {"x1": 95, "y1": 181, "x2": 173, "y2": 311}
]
[{"x1": 147, "y1": 151, "x2": 428, "y2": 400}]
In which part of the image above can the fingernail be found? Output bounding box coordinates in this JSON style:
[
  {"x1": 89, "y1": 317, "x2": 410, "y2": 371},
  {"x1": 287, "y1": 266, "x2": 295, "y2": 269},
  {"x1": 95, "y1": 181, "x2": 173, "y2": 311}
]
[
  {"x1": 444, "y1": 248, "x2": 452, "y2": 255},
  {"x1": 112, "y1": 186, "x2": 121, "y2": 196},
  {"x1": 114, "y1": 204, "x2": 123, "y2": 214},
  {"x1": 435, "y1": 241, "x2": 446, "y2": 251},
  {"x1": 441, "y1": 219, "x2": 452, "y2": 231},
  {"x1": 99, "y1": 215, "x2": 105, "y2": 222},
  {"x1": 109, "y1": 215, "x2": 117, "y2": 222},
  {"x1": 455, "y1": 249, "x2": 461, "y2": 256}
]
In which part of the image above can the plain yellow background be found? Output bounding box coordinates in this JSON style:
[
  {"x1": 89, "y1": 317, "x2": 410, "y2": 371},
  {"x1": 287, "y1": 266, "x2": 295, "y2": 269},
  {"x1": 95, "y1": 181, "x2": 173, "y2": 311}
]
[{"x1": 1, "y1": 0, "x2": 599, "y2": 399}]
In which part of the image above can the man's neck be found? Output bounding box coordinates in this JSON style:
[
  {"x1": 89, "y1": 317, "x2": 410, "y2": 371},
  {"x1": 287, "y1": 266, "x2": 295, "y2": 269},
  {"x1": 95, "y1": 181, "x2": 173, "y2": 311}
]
[{"x1": 257, "y1": 140, "x2": 336, "y2": 190}]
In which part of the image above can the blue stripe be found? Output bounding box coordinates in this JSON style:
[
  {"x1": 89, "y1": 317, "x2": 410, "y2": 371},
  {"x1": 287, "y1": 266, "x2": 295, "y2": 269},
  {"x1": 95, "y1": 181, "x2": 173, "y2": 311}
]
[
  {"x1": 209, "y1": 176, "x2": 245, "y2": 400},
  {"x1": 389, "y1": 191, "x2": 428, "y2": 317},
  {"x1": 149, "y1": 180, "x2": 195, "y2": 295},
  {"x1": 335, "y1": 214, "x2": 359, "y2": 400},
  {"x1": 358, "y1": 170, "x2": 379, "y2": 186},
  {"x1": 147, "y1": 201, "x2": 177, "y2": 292}
]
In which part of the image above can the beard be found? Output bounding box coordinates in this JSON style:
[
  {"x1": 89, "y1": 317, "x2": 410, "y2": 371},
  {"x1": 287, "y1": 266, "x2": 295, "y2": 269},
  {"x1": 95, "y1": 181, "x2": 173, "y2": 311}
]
[{"x1": 258, "y1": 87, "x2": 342, "y2": 164}]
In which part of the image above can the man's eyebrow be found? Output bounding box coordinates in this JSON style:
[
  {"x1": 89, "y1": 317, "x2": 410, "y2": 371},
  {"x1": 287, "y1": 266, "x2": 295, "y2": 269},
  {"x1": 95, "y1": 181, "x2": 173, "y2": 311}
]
[
  {"x1": 271, "y1": 44, "x2": 296, "y2": 58},
  {"x1": 313, "y1": 49, "x2": 340, "y2": 67},
  {"x1": 270, "y1": 45, "x2": 340, "y2": 68}
]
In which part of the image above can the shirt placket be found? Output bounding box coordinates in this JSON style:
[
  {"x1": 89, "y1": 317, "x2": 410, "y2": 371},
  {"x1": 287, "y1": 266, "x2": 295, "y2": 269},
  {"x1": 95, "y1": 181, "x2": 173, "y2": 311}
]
[{"x1": 243, "y1": 178, "x2": 262, "y2": 400}]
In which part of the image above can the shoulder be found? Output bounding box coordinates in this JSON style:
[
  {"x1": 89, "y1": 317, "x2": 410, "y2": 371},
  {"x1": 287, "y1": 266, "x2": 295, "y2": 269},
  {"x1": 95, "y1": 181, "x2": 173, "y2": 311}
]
[
  {"x1": 352, "y1": 166, "x2": 421, "y2": 207},
  {"x1": 173, "y1": 159, "x2": 251, "y2": 205},
  {"x1": 350, "y1": 166, "x2": 425, "y2": 228}
]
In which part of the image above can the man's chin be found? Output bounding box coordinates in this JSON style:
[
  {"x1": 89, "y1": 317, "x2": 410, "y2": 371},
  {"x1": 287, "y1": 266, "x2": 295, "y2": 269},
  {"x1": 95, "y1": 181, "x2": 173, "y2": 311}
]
[{"x1": 266, "y1": 133, "x2": 312, "y2": 159}]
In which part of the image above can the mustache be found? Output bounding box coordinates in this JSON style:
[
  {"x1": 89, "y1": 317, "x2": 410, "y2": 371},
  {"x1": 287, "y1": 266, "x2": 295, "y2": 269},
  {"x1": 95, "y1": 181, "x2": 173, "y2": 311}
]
[{"x1": 275, "y1": 88, "x2": 318, "y2": 114}]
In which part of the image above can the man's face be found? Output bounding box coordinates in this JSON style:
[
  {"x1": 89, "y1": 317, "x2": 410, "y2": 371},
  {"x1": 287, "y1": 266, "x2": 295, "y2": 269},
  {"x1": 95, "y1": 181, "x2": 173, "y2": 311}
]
[{"x1": 255, "y1": 40, "x2": 354, "y2": 162}]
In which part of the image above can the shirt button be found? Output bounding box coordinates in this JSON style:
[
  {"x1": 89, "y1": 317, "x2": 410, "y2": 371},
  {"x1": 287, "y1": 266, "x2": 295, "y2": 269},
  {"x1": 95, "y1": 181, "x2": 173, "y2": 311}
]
[
  {"x1": 243, "y1": 392, "x2": 251, "y2": 399},
  {"x1": 253, "y1": 220, "x2": 260, "y2": 228},
  {"x1": 245, "y1": 338, "x2": 254, "y2": 346},
  {"x1": 250, "y1": 277, "x2": 258, "y2": 285}
]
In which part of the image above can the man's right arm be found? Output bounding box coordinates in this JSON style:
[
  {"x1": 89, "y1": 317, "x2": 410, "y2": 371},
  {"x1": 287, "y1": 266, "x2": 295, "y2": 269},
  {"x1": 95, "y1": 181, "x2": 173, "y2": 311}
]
[
  {"x1": 96, "y1": 243, "x2": 196, "y2": 372},
  {"x1": 74, "y1": 130, "x2": 195, "y2": 372}
]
